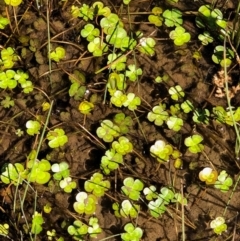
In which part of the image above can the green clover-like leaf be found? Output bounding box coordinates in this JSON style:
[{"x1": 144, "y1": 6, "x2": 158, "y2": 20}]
[
  {"x1": 163, "y1": 8, "x2": 183, "y2": 27},
  {"x1": 169, "y1": 26, "x2": 191, "y2": 46},
  {"x1": 169, "y1": 85, "x2": 185, "y2": 100},
  {"x1": 26, "y1": 120, "x2": 41, "y2": 136},
  {"x1": 47, "y1": 128, "x2": 68, "y2": 148},
  {"x1": 184, "y1": 134, "x2": 204, "y2": 153}
]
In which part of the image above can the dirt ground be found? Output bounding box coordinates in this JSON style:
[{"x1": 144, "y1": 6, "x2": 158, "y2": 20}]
[{"x1": 0, "y1": 0, "x2": 240, "y2": 240}]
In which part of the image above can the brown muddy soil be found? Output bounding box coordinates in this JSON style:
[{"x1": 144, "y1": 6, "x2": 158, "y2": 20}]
[{"x1": 0, "y1": 0, "x2": 240, "y2": 240}]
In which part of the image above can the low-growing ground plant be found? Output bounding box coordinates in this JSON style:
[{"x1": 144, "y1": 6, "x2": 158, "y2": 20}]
[{"x1": 0, "y1": 0, "x2": 240, "y2": 240}]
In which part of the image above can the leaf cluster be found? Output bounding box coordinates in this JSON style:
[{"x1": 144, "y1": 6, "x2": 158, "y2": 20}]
[
  {"x1": 68, "y1": 70, "x2": 86, "y2": 100},
  {"x1": 121, "y1": 223, "x2": 143, "y2": 241},
  {"x1": 214, "y1": 170, "x2": 233, "y2": 192},
  {"x1": 101, "y1": 149, "x2": 123, "y2": 174},
  {"x1": 112, "y1": 200, "x2": 140, "y2": 218},
  {"x1": 121, "y1": 177, "x2": 144, "y2": 201},
  {"x1": 150, "y1": 140, "x2": 173, "y2": 162},
  {"x1": 184, "y1": 134, "x2": 204, "y2": 153},
  {"x1": 0, "y1": 163, "x2": 28, "y2": 185},
  {"x1": 0, "y1": 47, "x2": 18, "y2": 69},
  {"x1": 148, "y1": 7, "x2": 163, "y2": 27},
  {"x1": 84, "y1": 172, "x2": 110, "y2": 197},
  {"x1": 31, "y1": 212, "x2": 44, "y2": 235},
  {"x1": 0, "y1": 69, "x2": 33, "y2": 92},
  {"x1": 112, "y1": 136, "x2": 133, "y2": 155},
  {"x1": 27, "y1": 159, "x2": 51, "y2": 184},
  {"x1": 46, "y1": 128, "x2": 68, "y2": 148},
  {"x1": 73, "y1": 192, "x2": 98, "y2": 215},
  {"x1": 49, "y1": 46, "x2": 65, "y2": 62}
]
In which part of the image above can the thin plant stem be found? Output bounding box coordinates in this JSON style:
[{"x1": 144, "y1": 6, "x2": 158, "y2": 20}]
[
  {"x1": 46, "y1": 0, "x2": 52, "y2": 89},
  {"x1": 21, "y1": 101, "x2": 54, "y2": 206},
  {"x1": 223, "y1": 38, "x2": 240, "y2": 159},
  {"x1": 222, "y1": 172, "x2": 240, "y2": 216}
]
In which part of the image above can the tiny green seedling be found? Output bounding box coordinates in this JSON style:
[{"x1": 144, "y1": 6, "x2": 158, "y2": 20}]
[
  {"x1": 214, "y1": 170, "x2": 233, "y2": 192},
  {"x1": 88, "y1": 37, "x2": 108, "y2": 56},
  {"x1": 181, "y1": 100, "x2": 194, "y2": 113},
  {"x1": 210, "y1": 217, "x2": 227, "y2": 235},
  {"x1": 96, "y1": 119, "x2": 120, "y2": 142},
  {"x1": 49, "y1": 47, "x2": 65, "y2": 62},
  {"x1": 46, "y1": 229, "x2": 56, "y2": 240},
  {"x1": 169, "y1": 26, "x2": 191, "y2": 46},
  {"x1": 192, "y1": 108, "x2": 210, "y2": 124},
  {"x1": 166, "y1": 116, "x2": 183, "y2": 131},
  {"x1": 112, "y1": 200, "x2": 140, "y2": 218},
  {"x1": 72, "y1": 4, "x2": 94, "y2": 21},
  {"x1": 108, "y1": 72, "x2": 127, "y2": 92},
  {"x1": 92, "y1": 1, "x2": 111, "y2": 16},
  {"x1": 1, "y1": 163, "x2": 28, "y2": 185},
  {"x1": 0, "y1": 70, "x2": 17, "y2": 89},
  {"x1": 125, "y1": 64, "x2": 142, "y2": 82},
  {"x1": 31, "y1": 211, "x2": 44, "y2": 234},
  {"x1": 88, "y1": 217, "x2": 102, "y2": 238},
  {"x1": 143, "y1": 185, "x2": 158, "y2": 200},
  {"x1": 0, "y1": 16, "x2": 9, "y2": 29},
  {"x1": 169, "y1": 85, "x2": 185, "y2": 100},
  {"x1": 121, "y1": 177, "x2": 144, "y2": 201},
  {"x1": 4, "y1": 0, "x2": 23, "y2": 6},
  {"x1": 163, "y1": 8, "x2": 183, "y2": 27},
  {"x1": 27, "y1": 159, "x2": 51, "y2": 184},
  {"x1": 199, "y1": 167, "x2": 218, "y2": 185},
  {"x1": 138, "y1": 37, "x2": 156, "y2": 56},
  {"x1": 51, "y1": 162, "x2": 70, "y2": 180},
  {"x1": 80, "y1": 23, "x2": 100, "y2": 42},
  {"x1": 159, "y1": 187, "x2": 175, "y2": 203},
  {"x1": 173, "y1": 193, "x2": 188, "y2": 205},
  {"x1": 112, "y1": 136, "x2": 133, "y2": 155},
  {"x1": 123, "y1": 93, "x2": 141, "y2": 111},
  {"x1": 0, "y1": 47, "x2": 18, "y2": 69},
  {"x1": 113, "y1": 113, "x2": 133, "y2": 134},
  {"x1": 46, "y1": 128, "x2": 68, "y2": 148},
  {"x1": 184, "y1": 134, "x2": 204, "y2": 153},
  {"x1": 155, "y1": 74, "x2": 169, "y2": 83},
  {"x1": 78, "y1": 100, "x2": 94, "y2": 115},
  {"x1": 121, "y1": 223, "x2": 143, "y2": 241},
  {"x1": 26, "y1": 120, "x2": 41, "y2": 136},
  {"x1": 147, "y1": 103, "x2": 169, "y2": 126},
  {"x1": 68, "y1": 70, "x2": 86, "y2": 100},
  {"x1": 110, "y1": 90, "x2": 127, "y2": 108},
  {"x1": 0, "y1": 223, "x2": 9, "y2": 237},
  {"x1": 150, "y1": 140, "x2": 173, "y2": 162},
  {"x1": 212, "y1": 45, "x2": 234, "y2": 67},
  {"x1": 101, "y1": 149, "x2": 123, "y2": 174},
  {"x1": 73, "y1": 192, "x2": 97, "y2": 215},
  {"x1": 84, "y1": 172, "x2": 110, "y2": 197},
  {"x1": 148, "y1": 7, "x2": 163, "y2": 27},
  {"x1": 198, "y1": 31, "x2": 214, "y2": 45},
  {"x1": 148, "y1": 197, "x2": 167, "y2": 218},
  {"x1": 148, "y1": 187, "x2": 174, "y2": 218},
  {"x1": 1, "y1": 96, "x2": 14, "y2": 108},
  {"x1": 107, "y1": 53, "x2": 126, "y2": 71},
  {"x1": 67, "y1": 220, "x2": 88, "y2": 240},
  {"x1": 59, "y1": 177, "x2": 77, "y2": 193},
  {"x1": 213, "y1": 106, "x2": 240, "y2": 126}
]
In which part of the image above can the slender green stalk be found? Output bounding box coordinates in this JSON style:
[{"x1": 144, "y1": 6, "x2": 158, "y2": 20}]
[
  {"x1": 21, "y1": 101, "x2": 54, "y2": 206},
  {"x1": 223, "y1": 172, "x2": 240, "y2": 216},
  {"x1": 231, "y1": 1, "x2": 240, "y2": 50},
  {"x1": 223, "y1": 39, "x2": 240, "y2": 159},
  {"x1": 222, "y1": 37, "x2": 240, "y2": 219},
  {"x1": 181, "y1": 181, "x2": 185, "y2": 241},
  {"x1": 46, "y1": 0, "x2": 52, "y2": 89}
]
